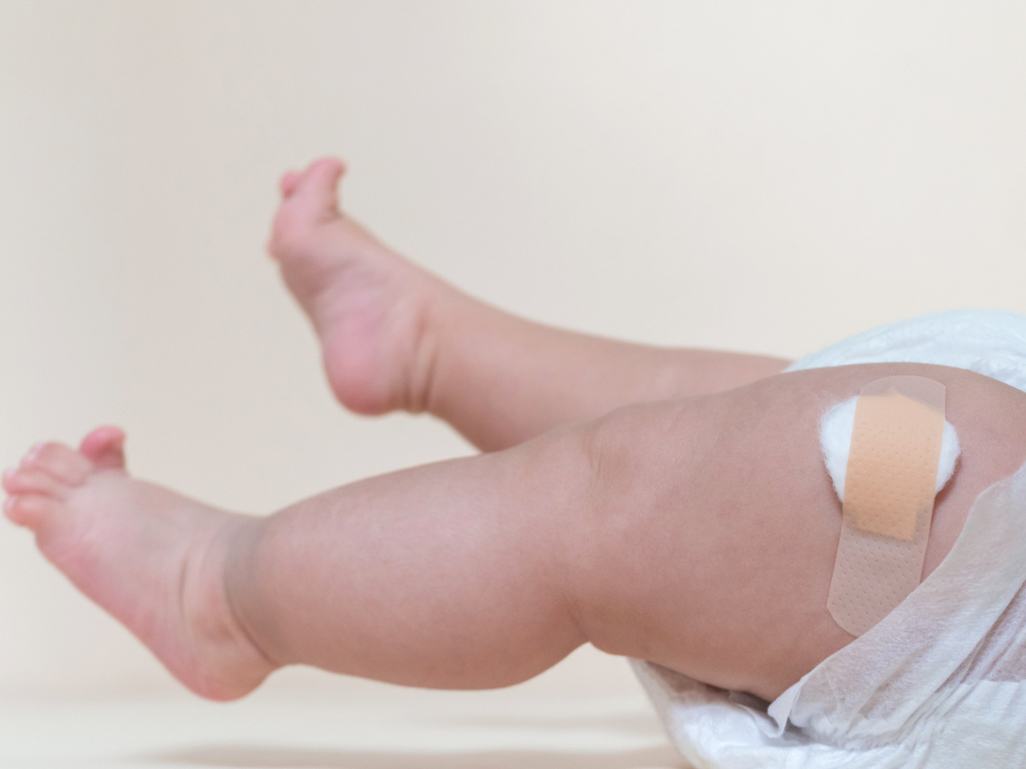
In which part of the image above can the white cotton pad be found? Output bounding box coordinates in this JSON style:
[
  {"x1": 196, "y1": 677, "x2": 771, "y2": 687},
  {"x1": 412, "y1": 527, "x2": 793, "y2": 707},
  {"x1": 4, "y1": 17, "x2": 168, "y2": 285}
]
[{"x1": 820, "y1": 395, "x2": 960, "y2": 502}]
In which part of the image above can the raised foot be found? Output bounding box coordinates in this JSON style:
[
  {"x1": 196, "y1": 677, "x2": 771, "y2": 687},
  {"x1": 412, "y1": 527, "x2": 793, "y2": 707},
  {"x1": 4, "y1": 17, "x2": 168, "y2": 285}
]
[
  {"x1": 2, "y1": 427, "x2": 277, "y2": 701},
  {"x1": 269, "y1": 157, "x2": 451, "y2": 415}
]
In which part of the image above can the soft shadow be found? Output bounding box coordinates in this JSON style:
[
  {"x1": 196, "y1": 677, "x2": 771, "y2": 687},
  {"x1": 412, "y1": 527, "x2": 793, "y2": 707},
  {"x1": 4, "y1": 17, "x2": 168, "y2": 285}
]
[
  {"x1": 143, "y1": 744, "x2": 686, "y2": 769},
  {"x1": 421, "y1": 710, "x2": 664, "y2": 736}
]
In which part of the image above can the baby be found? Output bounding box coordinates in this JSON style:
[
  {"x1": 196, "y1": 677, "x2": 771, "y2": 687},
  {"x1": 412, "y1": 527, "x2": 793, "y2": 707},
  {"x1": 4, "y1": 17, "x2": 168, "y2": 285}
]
[{"x1": 4, "y1": 158, "x2": 1026, "y2": 716}]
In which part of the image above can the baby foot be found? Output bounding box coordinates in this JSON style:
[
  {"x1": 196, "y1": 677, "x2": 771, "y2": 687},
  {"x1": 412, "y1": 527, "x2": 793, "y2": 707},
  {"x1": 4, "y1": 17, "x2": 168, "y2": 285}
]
[
  {"x1": 2, "y1": 427, "x2": 277, "y2": 700},
  {"x1": 269, "y1": 157, "x2": 453, "y2": 415}
]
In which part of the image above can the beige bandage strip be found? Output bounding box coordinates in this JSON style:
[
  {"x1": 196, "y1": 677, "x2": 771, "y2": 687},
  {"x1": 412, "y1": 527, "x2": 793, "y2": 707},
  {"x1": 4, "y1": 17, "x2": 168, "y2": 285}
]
[{"x1": 827, "y1": 375, "x2": 946, "y2": 637}]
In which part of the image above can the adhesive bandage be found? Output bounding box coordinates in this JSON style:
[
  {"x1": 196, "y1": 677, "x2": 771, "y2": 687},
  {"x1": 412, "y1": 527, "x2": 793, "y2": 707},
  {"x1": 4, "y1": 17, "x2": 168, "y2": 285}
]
[{"x1": 819, "y1": 376, "x2": 960, "y2": 636}]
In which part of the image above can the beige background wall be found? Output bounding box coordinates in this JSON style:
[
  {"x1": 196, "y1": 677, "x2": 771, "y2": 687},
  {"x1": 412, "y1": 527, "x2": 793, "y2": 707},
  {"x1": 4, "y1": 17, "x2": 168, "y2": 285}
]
[{"x1": 0, "y1": 1, "x2": 1024, "y2": 699}]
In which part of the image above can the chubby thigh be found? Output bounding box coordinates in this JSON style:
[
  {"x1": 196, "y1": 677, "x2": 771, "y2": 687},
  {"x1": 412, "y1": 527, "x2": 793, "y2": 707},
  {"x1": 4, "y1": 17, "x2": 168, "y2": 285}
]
[{"x1": 567, "y1": 362, "x2": 1026, "y2": 702}]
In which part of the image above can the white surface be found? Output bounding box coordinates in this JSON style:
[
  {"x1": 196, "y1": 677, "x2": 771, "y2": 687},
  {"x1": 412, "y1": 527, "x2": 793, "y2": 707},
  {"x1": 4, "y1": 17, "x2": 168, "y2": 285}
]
[{"x1": 0, "y1": 688, "x2": 683, "y2": 769}]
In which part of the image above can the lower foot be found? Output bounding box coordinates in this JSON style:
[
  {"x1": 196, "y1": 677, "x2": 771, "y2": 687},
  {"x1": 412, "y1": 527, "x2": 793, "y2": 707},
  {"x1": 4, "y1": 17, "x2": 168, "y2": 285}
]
[
  {"x1": 269, "y1": 157, "x2": 455, "y2": 414},
  {"x1": 2, "y1": 427, "x2": 277, "y2": 700}
]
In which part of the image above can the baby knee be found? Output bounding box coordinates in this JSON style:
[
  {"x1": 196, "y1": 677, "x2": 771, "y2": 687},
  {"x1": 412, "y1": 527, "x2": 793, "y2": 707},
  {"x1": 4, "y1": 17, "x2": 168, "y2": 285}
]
[{"x1": 580, "y1": 399, "x2": 711, "y2": 518}]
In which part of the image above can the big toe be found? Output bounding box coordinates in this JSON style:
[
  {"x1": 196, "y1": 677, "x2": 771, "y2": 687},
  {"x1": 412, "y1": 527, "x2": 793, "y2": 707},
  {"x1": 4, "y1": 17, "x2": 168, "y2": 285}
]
[
  {"x1": 272, "y1": 157, "x2": 346, "y2": 236},
  {"x1": 269, "y1": 159, "x2": 346, "y2": 258},
  {"x1": 79, "y1": 426, "x2": 127, "y2": 471},
  {"x1": 296, "y1": 157, "x2": 346, "y2": 205}
]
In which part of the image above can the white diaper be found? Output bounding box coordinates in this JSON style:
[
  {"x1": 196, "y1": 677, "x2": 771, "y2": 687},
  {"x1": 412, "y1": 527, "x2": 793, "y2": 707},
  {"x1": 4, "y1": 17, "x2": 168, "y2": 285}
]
[{"x1": 634, "y1": 310, "x2": 1026, "y2": 768}]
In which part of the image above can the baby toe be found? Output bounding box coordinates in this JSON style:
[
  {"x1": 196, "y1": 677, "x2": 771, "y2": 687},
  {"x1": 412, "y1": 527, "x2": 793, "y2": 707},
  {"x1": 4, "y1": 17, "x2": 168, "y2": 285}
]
[
  {"x1": 280, "y1": 170, "x2": 302, "y2": 198},
  {"x1": 299, "y1": 159, "x2": 344, "y2": 208},
  {"x1": 22, "y1": 441, "x2": 92, "y2": 485},
  {"x1": 3, "y1": 493, "x2": 64, "y2": 530},
  {"x1": 79, "y1": 426, "x2": 126, "y2": 471},
  {"x1": 3, "y1": 466, "x2": 72, "y2": 500}
]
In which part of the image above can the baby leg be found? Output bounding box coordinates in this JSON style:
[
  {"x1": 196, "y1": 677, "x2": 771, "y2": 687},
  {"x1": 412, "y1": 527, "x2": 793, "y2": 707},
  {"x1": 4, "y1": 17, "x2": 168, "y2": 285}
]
[
  {"x1": 2, "y1": 423, "x2": 595, "y2": 698},
  {"x1": 224, "y1": 427, "x2": 594, "y2": 689},
  {"x1": 10, "y1": 362, "x2": 1018, "y2": 703},
  {"x1": 270, "y1": 158, "x2": 789, "y2": 451}
]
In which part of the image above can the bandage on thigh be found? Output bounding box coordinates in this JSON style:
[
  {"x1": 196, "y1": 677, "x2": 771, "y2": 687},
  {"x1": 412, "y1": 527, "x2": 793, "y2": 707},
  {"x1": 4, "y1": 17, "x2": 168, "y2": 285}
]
[{"x1": 827, "y1": 376, "x2": 946, "y2": 637}]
